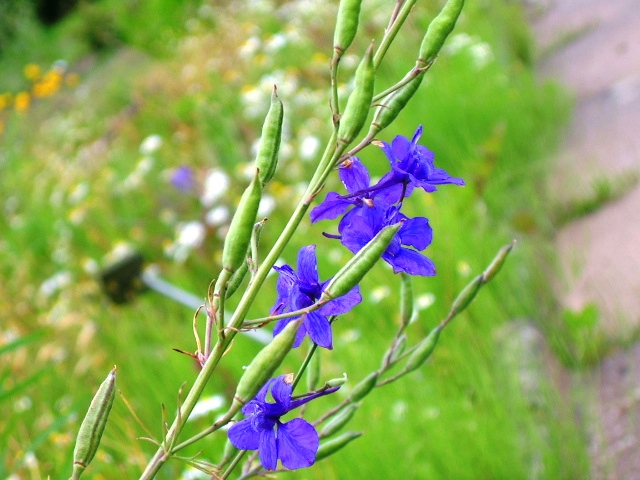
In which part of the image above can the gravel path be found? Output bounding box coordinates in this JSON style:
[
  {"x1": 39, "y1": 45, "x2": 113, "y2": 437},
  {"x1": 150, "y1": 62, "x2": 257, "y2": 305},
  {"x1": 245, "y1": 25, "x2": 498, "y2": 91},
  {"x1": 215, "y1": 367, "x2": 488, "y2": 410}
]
[{"x1": 532, "y1": 1, "x2": 640, "y2": 478}]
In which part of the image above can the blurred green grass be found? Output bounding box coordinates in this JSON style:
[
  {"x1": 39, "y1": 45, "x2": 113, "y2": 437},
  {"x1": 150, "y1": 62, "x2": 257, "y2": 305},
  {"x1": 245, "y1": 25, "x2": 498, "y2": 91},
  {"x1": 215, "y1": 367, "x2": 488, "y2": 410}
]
[{"x1": 0, "y1": 1, "x2": 588, "y2": 479}]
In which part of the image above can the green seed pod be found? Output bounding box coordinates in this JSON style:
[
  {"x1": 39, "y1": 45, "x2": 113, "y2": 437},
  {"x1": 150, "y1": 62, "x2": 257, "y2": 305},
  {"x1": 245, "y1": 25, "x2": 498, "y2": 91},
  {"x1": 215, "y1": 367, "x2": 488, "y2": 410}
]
[
  {"x1": 324, "y1": 373, "x2": 348, "y2": 389},
  {"x1": 321, "y1": 222, "x2": 401, "y2": 302},
  {"x1": 221, "y1": 169, "x2": 262, "y2": 274},
  {"x1": 399, "y1": 273, "x2": 415, "y2": 327},
  {"x1": 383, "y1": 333, "x2": 408, "y2": 367},
  {"x1": 230, "y1": 319, "x2": 302, "y2": 413},
  {"x1": 447, "y1": 274, "x2": 482, "y2": 320},
  {"x1": 306, "y1": 352, "x2": 321, "y2": 392},
  {"x1": 255, "y1": 86, "x2": 284, "y2": 186},
  {"x1": 347, "y1": 371, "x2": 379, "y2": 403},
  {"x1": 219, "y1": 437, "x2": 239, "y2": 468},
  {"x1": 315, "y1": 431, "x2": 363, "y2": 462},
  {"x1": 70, "y1": 367, "x2": 116, "y2": 480},
  {"x1": 418, "y1": 0, "x2": 465, "y2": 66},
  {"x1": 333, "y1": 0, "x2": 363, "y2": 56},
  {"x1": 225, "y1": 251, "x2": 249, "y2": 300},
  {"x1": 402, "y1": 326, "x2": 442, "y2": 374},
  {"x1": 337, "y1": 42, "x2": 375, "y2": 146},
  {"x1": 482, "y1": 241, "x2": 515, "y2": 283},
  {"x1": 369, "y1": 70, "x2": 425, "y2": 137},
  {"x1": 320, "y1": 403, "x2": 360, "y2": 438}
]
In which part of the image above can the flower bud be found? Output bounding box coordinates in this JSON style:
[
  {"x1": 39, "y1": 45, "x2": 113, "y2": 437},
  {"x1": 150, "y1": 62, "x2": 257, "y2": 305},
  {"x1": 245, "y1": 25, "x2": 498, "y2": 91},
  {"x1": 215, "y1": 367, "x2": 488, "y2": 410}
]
[
  {"x1": 315, "y1": 431, "x2": 363, "y2": 461},
  {"x1": 347, "y1": 371, "x2": 379, "y2": 402},
  {"x1": 323, "y1": 372, "x2": 348, "y2": 389},
  {"x1": 369, "y1": 70, "x2": 425, "y2": 137},
  {"x1": 402, "y1": 326, "x2": 441, "y2": 374},
  {"x1": 255, "y1": 86, "x2": 284, "y2": 186},
  {"x1": 231, "y1": 319, "x2": 302, "y2": 413},
  {"x1": 333, "y1": 0, "x2": 363, "y2": 56},
  {"x1": 321, "y1": 222, "x2": 401, "y2": 302},
  {"x1": 320, "y1": 403, "x2": 359, "y2": 438},
  {"x1": 222, "y1": 169, "x2": 262, "y2": 274},
  {"x1": 70, "y1": 367, "x2": 116, "y2": 480},
  {"x1": 337, "y1": 42, "x2": 375, "y2": 146},
  {"x1": 418, "y1": 0, "x2": 465, "y2": 66}
]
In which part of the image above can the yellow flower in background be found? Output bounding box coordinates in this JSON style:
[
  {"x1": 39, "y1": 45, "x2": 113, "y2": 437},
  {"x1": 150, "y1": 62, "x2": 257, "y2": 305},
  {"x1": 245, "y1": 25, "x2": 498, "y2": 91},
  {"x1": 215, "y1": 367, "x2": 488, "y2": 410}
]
[
  {"x1": 24, "y1": 63, "x2": 42, "y2": 81},
  {"x1": 0, "y1": 120, "x2": 5, "y2": 134},
  {"x1": 33, "y1": 70, "x2": 63, "y2": 98},
  {"x1": 14, "y1": 91, "x2": 30, "y2": 113}
]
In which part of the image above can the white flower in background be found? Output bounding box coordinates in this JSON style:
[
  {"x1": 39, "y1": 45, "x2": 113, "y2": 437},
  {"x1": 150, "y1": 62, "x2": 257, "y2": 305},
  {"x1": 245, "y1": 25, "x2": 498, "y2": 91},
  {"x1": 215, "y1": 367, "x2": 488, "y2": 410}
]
[
  {"x1": 189, "y1": 395, "x2": 226, "y2": 421},
  {"x1": 239, "y1": 36, "x2": 261, "y2": 59},
  {"x1": 166, "y1": 221, "x2": 206, "y2": 263},
  {"x1": 469, "y1": 42, "x2": 494, "y2": 69},
  {"x1": 39, "y1": 271, "x2": 73, "y2": 298},
  {"x1": 201, "y1": 169, "x2": 230, "y2": 207},
  {"x1": 416, "y1": 292, "x2": 436, "y2": 312},
  {"x1": 68, "y1": 182, "x2": 89, "y2": 204},
  {"x1": 370, "y1": 285, "x2": 390, "y2": 303},
  {"x1": 444, "y1": 33, "x2": 473, "y2": 55},
  {"x1": 299, "y1": 135, "x2": 321, "y2": 161},
  {"x1": 205, "y1": 205, "x2": 230, "y2": 227},
  {"x1": 139, "y1": 134, "x2": 163, "y2": 155},
  {"x1": 265, "y1": 33, "x2": 287, "y2": 53},
  {"x1": 258, "y1": 194, "x2": 276, "y2": 217}
]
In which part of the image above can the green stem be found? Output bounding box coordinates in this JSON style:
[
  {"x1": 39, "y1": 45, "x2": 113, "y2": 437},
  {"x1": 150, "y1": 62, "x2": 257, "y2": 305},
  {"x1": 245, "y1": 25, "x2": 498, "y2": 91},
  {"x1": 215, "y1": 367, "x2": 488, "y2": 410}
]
[{"x1": 373, "y1": 0, "x2": 418, "y2": 70}]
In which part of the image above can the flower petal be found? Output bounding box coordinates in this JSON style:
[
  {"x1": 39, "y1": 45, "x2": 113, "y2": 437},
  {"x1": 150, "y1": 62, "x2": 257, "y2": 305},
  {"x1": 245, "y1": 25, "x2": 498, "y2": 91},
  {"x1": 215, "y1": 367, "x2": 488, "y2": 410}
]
[
  {"x1": 277, "y1": 418, "x2": 319, "y2": 470},
  {"x1": 310, "y1": 192, "x2": 351, "y2": 223},
  {"x1": 259, "y1": 427, "x2": 279, "y2": 470},
  {"x1": 297, "y1": 245, "x2": 319, "y2": 285},
  {"x1": 228, "y1": 418, "x2": 260, "y2": 451},
  {"x1": 399, "y1": 217, "x2": 433, "y2": 251},
  {"x1": 384, "y1": 248, "x2": 436, "y2": 276},
  {"x1": 320, "y1": 285, "x2": 362, "y2": 316},
  {"x1": 270, "y1": 375, "x2": 293, "y2": 408},
  {"x1": 339, "y1": 158, "x2": 370, "y2": 193},
  {"x1": 305, "y1": 312, "x2": 333, "y2": 349}
]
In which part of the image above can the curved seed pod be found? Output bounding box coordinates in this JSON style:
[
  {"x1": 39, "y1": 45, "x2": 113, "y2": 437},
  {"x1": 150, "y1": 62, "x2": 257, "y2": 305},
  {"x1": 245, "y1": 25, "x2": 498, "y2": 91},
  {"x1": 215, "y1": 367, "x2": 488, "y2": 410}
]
[
  {"x1": 315, "y1": 431, "x2": 363, "y2": 462},
  {"x1": 221, "y1": 169, "x2": 262, "y2": 274},
  {"x1": 402, "y1": 326, "x2": 442, "y2": 374},
  {"x1": 320, "y1": 403, "x2": 360, "y2": 438},
  {"x1": 230, "y1": 319, "x2": 303, "y2": 414},
  {"x1": 482, "y1": 240, "x2": 515, "y2": 283},
  {"x1": 337, "y1": 42, "x2": 375, "y2": 146},
  {"x1": 333, "y1": 0, "x2": 363, "y2": 56},
  {"x1": 347, "y1": 371, "x2": 379, "y2": 402},
  {"x1": 70, "y1": 367, "x2": 116, "y2": 480},
  {"x1": 255, "y1": 86, "x2": 284, "y2": 186},
  {"x1": 321, "y1": 222, "x2": 401, "y2": 302},
  {"x1": 418, "y1": 0, "x2": 465, "y2": 66},
  {"x1": 447, "y1": 274, "x2": 482, "y2": 321},
  {"x1": 369, "y1": 70, "x2": 425, "y2": 137},
  {"x1": 225, "y1": 251, "x2": 249, "y2": 300},
  {"x1": 399, "y1": 273, "x2": 415, "y2": 327}
]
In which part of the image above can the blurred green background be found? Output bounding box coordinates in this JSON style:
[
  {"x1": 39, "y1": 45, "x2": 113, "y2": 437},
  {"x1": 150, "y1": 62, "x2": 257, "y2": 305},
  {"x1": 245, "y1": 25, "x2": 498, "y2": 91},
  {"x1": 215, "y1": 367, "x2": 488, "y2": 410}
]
[{"x1": 1, "y1": 0, "x2": 590, "y2": 478}]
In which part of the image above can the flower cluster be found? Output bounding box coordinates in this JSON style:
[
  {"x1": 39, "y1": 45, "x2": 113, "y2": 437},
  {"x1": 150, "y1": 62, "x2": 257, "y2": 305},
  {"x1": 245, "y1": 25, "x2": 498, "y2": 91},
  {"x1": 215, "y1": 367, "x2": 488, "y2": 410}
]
[
  {"x1": 228, "y1": 374, "x2": 340, "y2": 471},
  {"x1": 311, "y1": 125, "x2": 464, "y2": 276}
]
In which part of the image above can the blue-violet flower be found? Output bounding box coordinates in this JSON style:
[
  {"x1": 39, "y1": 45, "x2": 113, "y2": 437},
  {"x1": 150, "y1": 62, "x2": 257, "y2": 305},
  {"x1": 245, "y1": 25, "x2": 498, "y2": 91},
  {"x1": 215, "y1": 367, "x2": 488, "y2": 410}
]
[
  {"x1": 272, "y1": 245, "x2": 362, "y2": 349},
  {"x1": 228, "y1": 374, "x2": 340, "y2": 471}
]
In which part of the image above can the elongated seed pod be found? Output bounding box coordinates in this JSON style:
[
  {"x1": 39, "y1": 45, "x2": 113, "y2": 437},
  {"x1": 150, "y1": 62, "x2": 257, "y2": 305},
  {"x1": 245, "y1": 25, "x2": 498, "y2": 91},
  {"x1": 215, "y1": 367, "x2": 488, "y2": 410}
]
[
  {"x1": 399, "y1": 273, "x2": 414, "y2": 327},
  {"x1": 230, "y1": 319, "x2": 302, "y2": 414},
  {"x1": 321, "y1": 222, "x2": 401, "y2": 302},
  {"x1": 70, "y1": 367, "x2": 116, "y2": 480},
  {"x1": 320, "y1": 403, "x2": 360, "y2": 438},
  {"x1": 482, "y1": 240, "x2": 515, "y2": 283},
  {"x1": 333, "y1": 0, "x2": 363, "y2": 56},
  {"x1": 402, "y1": 326, "x2": 442, "y2": 374},
  {"x1": 306, "y1": 352, "x2": 321, "y2": 392},
  {"x1": 255, "y1": 86, "x2": 284, "y2": 186},
  {"x1": 347, "y1": 371, "x2": 379, "y2": 402},
  {"x1": 418, "y1": 0, "x2": 465, "y2": 66},
  {"x1": 337, "y1": 42, "x2": 375, "y2": 146},
  {"x1": 315, "y1": 431, "x2": 363, "y2": 462},
  {"x1": 447, "y1": 274, "x2": 482, "y2": 320},
  {"x1": 221, "y1": 170, "x2": 262, "y2": 274},
  {"x1": 369, "y1": 70, "x2": 425, "y2": 137}
]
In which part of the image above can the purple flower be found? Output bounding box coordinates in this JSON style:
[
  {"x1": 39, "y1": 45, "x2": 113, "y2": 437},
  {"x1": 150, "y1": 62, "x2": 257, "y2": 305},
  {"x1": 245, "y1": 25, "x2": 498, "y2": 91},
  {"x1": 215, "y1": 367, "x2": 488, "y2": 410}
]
[
  {"x1": 170, "y1": 165, "x2": 195, "y2": 191},
  {"x1": 272, "y1": 245, "x2": 362, "y2": 349},
  {"x1": 373, "y1": 125, "x2": 465, "y2": 199},
  {"x1": 228, "y1": 374, "x2": 340, "y2": 471},
  {"x1": 340, "y1": 202, "x2": 436, "y2": 276}
]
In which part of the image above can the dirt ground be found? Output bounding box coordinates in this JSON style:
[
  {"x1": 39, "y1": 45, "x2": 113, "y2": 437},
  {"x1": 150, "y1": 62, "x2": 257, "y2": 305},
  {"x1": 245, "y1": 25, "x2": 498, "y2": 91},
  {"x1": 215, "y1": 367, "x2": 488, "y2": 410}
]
[{"x1": 531, "y1": 1, "x2": 640, "y2": 478}]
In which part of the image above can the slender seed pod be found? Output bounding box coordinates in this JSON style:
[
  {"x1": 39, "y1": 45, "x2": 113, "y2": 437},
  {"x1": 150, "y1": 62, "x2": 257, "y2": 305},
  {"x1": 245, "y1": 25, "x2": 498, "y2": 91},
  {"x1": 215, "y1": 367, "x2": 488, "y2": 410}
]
[
  {"x1": 315, "y1": 431, "x2": 363, "y2": 461},
  {"x1": 337, "y1": 42, "x2": 375, "y2": 146},
  {"x1": 347, "y1": 371, "x2": 379, "y2": 403},
  {"x1": 447, "y1": 274, "x2": 483, "y2": 321},
  {"x1": 225, "y1": 251, "x2": 249, "y2": 299},
  {"x1": 482, "y1": 240, "x2": 515, "y2": 283},
  {"x1": 320, "y1": 403, "x2": 360, "y2": 438},
  {"x1": 219, "y1": 437, "x2": 239, "y2": 468},
  {"x1": 333, "y1": 0, "x2": 363, "y2": 56},
  {"x1": 306, "y1": 352, "x2": 321, "y2": 392},
  {"x1": 255, "y1": 86, "x2": 284, "y2": 187},
  {"x1": 382, "y1": 333, "x2": 408, "y2": 367},
  {"x1": 70, "y1": 367, "x2": 116, "y2": 480},
  {"x1": 418, "y1": 0, "x2": 465, "y2": 66},
  {"x1": 321, "y1": 222, "x2": 401, "y2": 302},
  {"x1": 221, "y1": 169, "x2": 262, "y2": 274},
  {"x1": 399, "y1": 273, "x2": 415, "y2": 328},
  {"x1": 369, "y1": 70, "x2": 425, "y2": 137},
  {"x1": 402, "y1": 326, "x2": 442, "y2": 374},
  {"x1": 230, "y1": 319, "x2": 303, "y2": 414}
]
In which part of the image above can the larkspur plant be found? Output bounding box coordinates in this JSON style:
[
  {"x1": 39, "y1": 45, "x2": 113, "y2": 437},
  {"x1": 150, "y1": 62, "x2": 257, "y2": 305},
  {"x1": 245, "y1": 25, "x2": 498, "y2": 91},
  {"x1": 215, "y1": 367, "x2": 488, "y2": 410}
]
[{"x1": 69, "y1": 0, "x2": 516, "y2": 478}]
